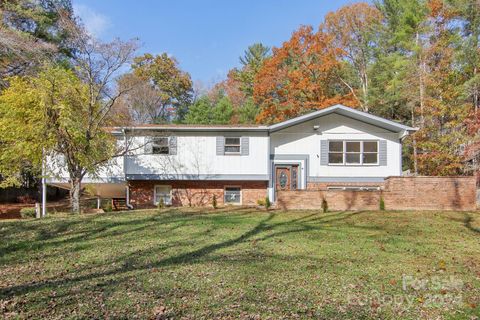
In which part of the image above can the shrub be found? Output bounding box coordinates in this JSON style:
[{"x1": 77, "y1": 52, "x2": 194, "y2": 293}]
[
  {"x1": 257, "y1": 198, "x2": 265, "y2": 206},
  {"x1": 103, "y1": 201, "x2": 113, "y2": 212},
  {"x1": 212, "y1": 195, "x2": 217, "y2": 209},
  {"x1": 20, "y1": 207, "x2": 36, "y2": 218},
  {"x1": 321, "y1": 198, "x2": 328, "y2": 213},
  {"x1": 379, "y1": 196, "x2": 385, "y2": 211},
  {"x1": 158, "y1": 198, "x2": 165, "y2": 209},
  {"x1": 265, "y1": 196, "x2": 271, "y2": 209},
  {"x1": 84, "y1": 198, "x2": 99, "y2": 209}
]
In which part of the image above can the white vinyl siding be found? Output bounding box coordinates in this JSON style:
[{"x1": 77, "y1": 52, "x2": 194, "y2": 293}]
[{"x1": 127, "y1": 133, "x2": 269, "y2": 177}]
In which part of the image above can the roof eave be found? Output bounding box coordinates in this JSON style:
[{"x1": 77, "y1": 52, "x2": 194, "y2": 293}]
[
  {"x1": 267, "y1": 104, "x2": 417, "y2": 133},
  {"x1": 121, "y1": 126, "x2": 269, "y2": 132}
]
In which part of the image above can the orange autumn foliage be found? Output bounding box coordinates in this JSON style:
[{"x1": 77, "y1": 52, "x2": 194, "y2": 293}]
[
  {"x1": 209, "y1": 70, "x2": 245, "y2": 107},
  {"x1": 253, "y1": 25, "x2": 357, "y2": 124}
]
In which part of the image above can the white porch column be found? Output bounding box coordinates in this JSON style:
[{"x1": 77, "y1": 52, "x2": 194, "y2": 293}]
[{"x1": 41, "y1": 149, "x2": 47, "y2": 218}]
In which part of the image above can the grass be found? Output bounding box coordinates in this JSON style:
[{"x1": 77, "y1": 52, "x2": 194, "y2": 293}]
[{"x1": 0, "y1": 208, "x2": 479, "y2": 319}]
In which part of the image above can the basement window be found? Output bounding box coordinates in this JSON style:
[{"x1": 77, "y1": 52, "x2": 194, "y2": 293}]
[
  {"x1": 224, "y1": 186, "x2": 241, "y2": 204},
  {"x1": 327, "y1": 186, "x2": 381, "y2": 191},
  {"x1": 154, "y1": 185, "x2": 172, "y2": 205}
]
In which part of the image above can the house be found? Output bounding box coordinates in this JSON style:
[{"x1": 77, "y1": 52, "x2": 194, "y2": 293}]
[{"x1": 47, "y1": 104, "x2": 418, "y2": 208}]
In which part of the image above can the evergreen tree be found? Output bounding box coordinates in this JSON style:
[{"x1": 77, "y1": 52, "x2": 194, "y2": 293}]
[
  {"x1": 238, "y1": 97, "x2": 259, "y2": 124},
  {"x1": 0, "y1": 0, "x2": 74, "y2": 88},
  {"x1": 183, "y1": 96, "x2": 212, "y2": 124},
  {"x1": 212, "y1": 96, "x2": 234, "y2": 124}
]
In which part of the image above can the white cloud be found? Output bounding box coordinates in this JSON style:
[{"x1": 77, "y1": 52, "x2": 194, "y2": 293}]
[{"x1": 73, "y1": 3, "x2": 111, "y2": 38}]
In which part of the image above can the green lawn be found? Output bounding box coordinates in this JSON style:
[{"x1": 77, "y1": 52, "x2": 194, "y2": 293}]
[{"x1": 0, "y1": 209, "x2": 479, "y2": 319}]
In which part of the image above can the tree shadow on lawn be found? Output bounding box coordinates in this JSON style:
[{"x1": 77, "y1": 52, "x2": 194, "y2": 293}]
[
  {"x1": 461, "y1": 212, "x2": 480, "y2": 234},
  {"x1": 0, "y1": 208, "x2": 200, "y2": 266},
  {"x1": 1, "y1": 208, "x2": 261, "y2": 269},
  {"x1": 444, "y1": 211, "x2": 480, "y2": 234},
  {"x1": 0, "y1": 210, "x2": 381, "y2": 304}
]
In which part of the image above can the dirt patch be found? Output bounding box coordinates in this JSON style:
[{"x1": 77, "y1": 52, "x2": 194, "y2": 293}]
[
  {"x1": 0, "y1": 201, "x2": 70, "y2": 219},
  {"x1": 0, "y1": 203, "x2": 31, "y2": 219}
]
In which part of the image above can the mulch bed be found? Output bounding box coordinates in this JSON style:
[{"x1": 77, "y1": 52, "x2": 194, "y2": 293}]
[
  {"x1": 0, "y1": 201, "x2": 70, "y2": 220},
  {"x1": 0, "y1": 203, "x2": 32, "y2": 219},
  {"x1": 0, "y1": 198, "x2": 111, "y2": 219}
]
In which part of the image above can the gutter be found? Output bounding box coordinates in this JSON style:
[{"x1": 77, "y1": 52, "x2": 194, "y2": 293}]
[
  {"x1": 122, "y1": 126, "x2": 269, "y2": 133},
  {"x1": 400, "y1": 128, "x2": 419, "y2": 141}
]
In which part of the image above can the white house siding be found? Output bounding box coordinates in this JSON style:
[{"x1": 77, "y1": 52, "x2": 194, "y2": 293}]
[
  {"x1": 125, "y1": 131, "x2": 269, "y2": 180},
  {"x1": 269, "y1": 113, "x2": 402, "y2": 197},
  {"x1": 46, "y1": 139, "x2": 125, "y2": 184}
]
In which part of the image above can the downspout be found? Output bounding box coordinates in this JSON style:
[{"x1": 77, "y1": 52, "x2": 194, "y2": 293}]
[
  {"x1": 267, "y1": 130, "x2": 273, "y2": 202},
  {"x1": 126, "y1": 185, "x2": 133, "y2": 210},
  {"x1": 123, "y1": 128, "x2": 134, "y2": 210}
]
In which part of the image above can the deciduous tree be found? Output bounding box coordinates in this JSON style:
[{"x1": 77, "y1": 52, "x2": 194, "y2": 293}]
[
  {"x1": 0, "y1": 0, "x2": 74, "y2": 88},
  {"x1": 0, "y1": 19, "x2": 138, "y2": 213},
  {"x1": 254, "y1": 25, "x2": 356, "y2": 124},
  {"x1": 323, "y1": 2, "x2": 383, "y2": 111},
  {"x1": 129, "y1": 53, "x2": 193, "y2": 123}
]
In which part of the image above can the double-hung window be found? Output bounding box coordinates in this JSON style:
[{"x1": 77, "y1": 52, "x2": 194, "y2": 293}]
[
  {"x1": 328, "y1": 141, "x2": 378, "y2": 165},
  {"x1": 152, "y1": 137, "x2": 169, "y2": 155},
  {"x1": 345, "y1": 141, "x2": 361, "y2": 164},
  {"x1": 328, "y1": 141, "x2": 344, "y2": 164},
  {"x1": 224, "y1": 137, "x2": 241, "y2": 154},
  {"x1": 362, "y1": 141, "x2": 378, "y2": 164}
]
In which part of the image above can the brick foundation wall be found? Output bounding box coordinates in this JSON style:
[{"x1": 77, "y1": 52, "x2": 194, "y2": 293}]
[
  {"x1": 129, "y1": 180, "x2": 268, "y2": 208},
  {"x1": 277, "y1": 190, "x2": 381, "y2": 211},
  {"x1": 277, "y1": 176, "x2": 476, "y2": 211}
]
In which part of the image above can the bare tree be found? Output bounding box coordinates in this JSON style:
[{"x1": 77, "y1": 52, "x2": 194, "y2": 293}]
[
  {"x1": 47, "y1": 16, "x2": 140, "y2": 212},
  {"x1": 115, "y1": 73, "x2": 169, "y2": 124}
]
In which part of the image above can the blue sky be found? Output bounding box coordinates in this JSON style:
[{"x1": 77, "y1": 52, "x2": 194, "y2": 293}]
[{"x1": 73, "y1": 1, "x2": 354, "y2": 86}]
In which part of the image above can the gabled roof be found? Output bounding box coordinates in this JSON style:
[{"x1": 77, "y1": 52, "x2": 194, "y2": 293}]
[
  {"x1": 268, "y1": 104, "x2": 418, "y2": 133},
  {"x1": 110, "y1": 104, "x2": 417, "y2": 134}
]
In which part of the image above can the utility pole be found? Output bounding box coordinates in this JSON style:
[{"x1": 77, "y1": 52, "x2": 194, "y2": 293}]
[{"x1": 41, "y1": 149, "x2": 47, "y2": 217}]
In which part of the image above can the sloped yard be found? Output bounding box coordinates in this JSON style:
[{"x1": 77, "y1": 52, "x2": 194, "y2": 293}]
[{"x1": 0, "y1": 208, "x2": 479, "y2": 319}]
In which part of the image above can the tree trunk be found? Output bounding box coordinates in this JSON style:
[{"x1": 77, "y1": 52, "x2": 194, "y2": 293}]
[
  {"x1": 70, "y1": 176, "x2": 82, "y2": 214},
  {"x1": 361, "y1": 67, "x2": 369, "y2": 112},
  {"x1": 411, "y1": 101, "x2": 418, "y2": 176},
  {"x1": 416, "y1": 32, "x2": 426, "y2": 128},
  {"x1": 412, "y1": 135, "x2": 418, "y2": 175},
  {"x1": 474, "y1": 66, "x2": 479, "y2": 113},
  {"x1": 419, "y1": 59, "x2": 426, "y2": 127}
]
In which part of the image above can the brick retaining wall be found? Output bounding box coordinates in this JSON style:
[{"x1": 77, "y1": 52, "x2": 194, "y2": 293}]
[
  {"x1": 277, "y1": 176, "x2": 476, "y2": 211},
  {"x1": 129, "y1": 180, "x2": 267, "y2": 208}
]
